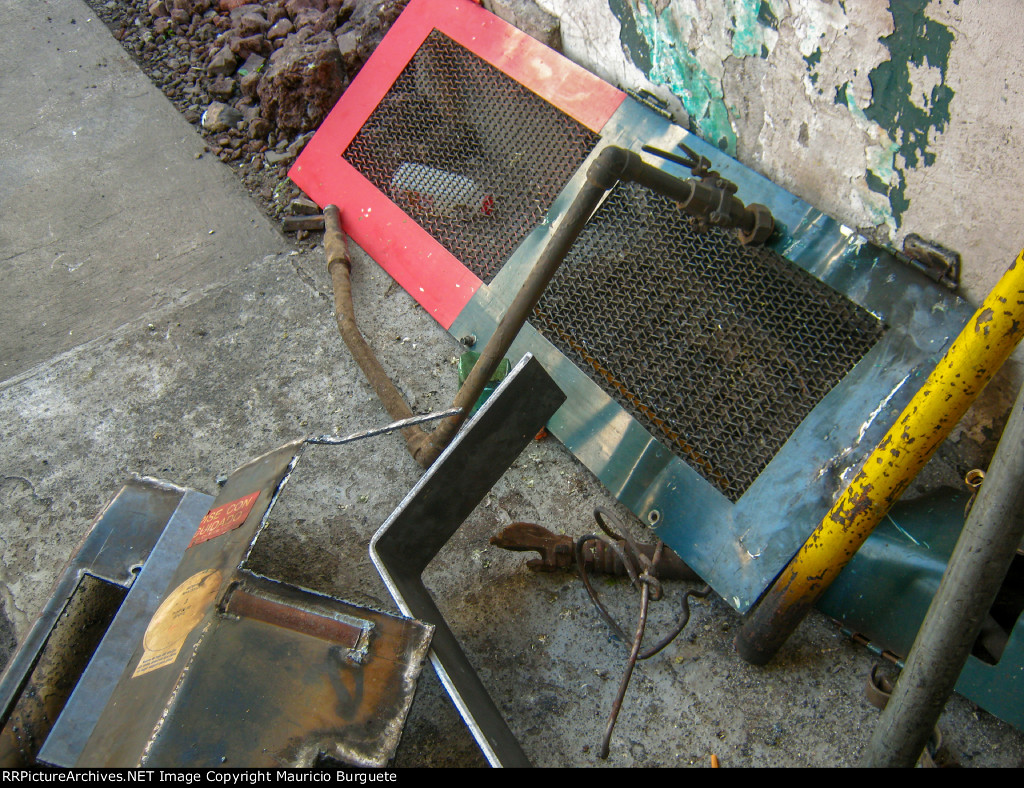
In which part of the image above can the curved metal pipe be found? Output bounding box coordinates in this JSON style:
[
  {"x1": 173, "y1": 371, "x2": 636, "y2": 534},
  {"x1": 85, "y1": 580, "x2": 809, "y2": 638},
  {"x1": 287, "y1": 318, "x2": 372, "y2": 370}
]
[
  {"x1": 324, "y1": 205, "x2": 434, "y2": 467},
  {"x1": 417, "y1": 145, "x2": 774, "y2": 466},
  {"x1": 414, "y1": 147, "x2": 620, "y2": 466},
  {"x1": 327, "y1": 146, "x2": 775, "y2": 468}
]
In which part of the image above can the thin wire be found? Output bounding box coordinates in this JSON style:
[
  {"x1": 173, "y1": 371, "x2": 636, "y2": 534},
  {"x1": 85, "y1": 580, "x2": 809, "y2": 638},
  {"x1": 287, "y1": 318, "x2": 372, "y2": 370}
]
[
  {"x1": 577, "y1": 508, "x2": 711, "y2": 758},
  {"x1": 305, "y1": 408, "x2": 462, "y2": 446},
  {"x1": 600, "y1": 579, "x2": 650, "y2": 759}
]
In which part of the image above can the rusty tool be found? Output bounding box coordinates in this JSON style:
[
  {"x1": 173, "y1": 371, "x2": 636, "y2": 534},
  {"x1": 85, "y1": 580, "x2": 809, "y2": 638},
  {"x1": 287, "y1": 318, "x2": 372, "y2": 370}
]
[
  {"x1": 491, "y1": 521, "x2": 699, "y2": 581},
  {"x1": 494, "y1": 510, "x2": 708, "y2": 759}
]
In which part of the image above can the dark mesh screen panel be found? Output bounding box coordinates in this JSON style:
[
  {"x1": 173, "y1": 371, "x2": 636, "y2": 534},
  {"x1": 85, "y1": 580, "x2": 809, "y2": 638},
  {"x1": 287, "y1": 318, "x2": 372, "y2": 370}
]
[
  {"x1": 344, "y1": 30, "x2": 600, "y2": 283},
  {"x1": 533, "y1": 182, "x2": 886, "y2": 502}
]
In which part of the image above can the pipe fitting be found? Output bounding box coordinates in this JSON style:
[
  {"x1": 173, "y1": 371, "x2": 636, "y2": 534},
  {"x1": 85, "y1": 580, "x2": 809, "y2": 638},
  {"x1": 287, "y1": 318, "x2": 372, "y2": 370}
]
[{"x1": 587, "y1": 146, "x2": 634, "y2": 190}]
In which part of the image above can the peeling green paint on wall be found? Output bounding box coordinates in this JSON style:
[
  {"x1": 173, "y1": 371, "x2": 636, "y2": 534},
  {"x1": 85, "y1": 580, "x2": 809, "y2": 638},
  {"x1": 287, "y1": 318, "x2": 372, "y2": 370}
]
[
  {"x1": 757, "y1": 1, "x2": 779, "y2": 31},
  {"x1": 858, "y1": 1, "x2": 955, "y2": 226},
  {"x1": 804, "y1": 46, "x2": 821, "y2": 86},
  {"x1": 609, "y1": 0, "x2": 735, "y2": 152},
  {"x1": 609, "y1": 0, "x2": 956, "y2": 235},
  {"x1": 824, "y1": 3, "x2": 955, "y2": 232},
  {"x1": 609, "y1": 0, "x2": 778, "y2": 155},
  {"x1": 835, "y1": 80, "x2": 900, "y2": 233},
  {"x1": 731, "y1": 0, "x2": 773, "y2": 58},
  {"x1": 608, "y1": 0, "x2": 653, "y2": 74}
]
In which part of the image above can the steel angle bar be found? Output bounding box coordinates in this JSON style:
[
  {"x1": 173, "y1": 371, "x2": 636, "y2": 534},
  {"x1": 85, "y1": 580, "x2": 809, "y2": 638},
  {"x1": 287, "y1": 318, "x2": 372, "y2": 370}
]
[
  {"x1": 370, "y1": 353, "x2": 566, "y2": 767},
  {"x1": 0, "y1": 479, "x2": 207, "y2": 767},
  {"x1": 37, "y1": 486, "x2": 215, "y2": 767}
]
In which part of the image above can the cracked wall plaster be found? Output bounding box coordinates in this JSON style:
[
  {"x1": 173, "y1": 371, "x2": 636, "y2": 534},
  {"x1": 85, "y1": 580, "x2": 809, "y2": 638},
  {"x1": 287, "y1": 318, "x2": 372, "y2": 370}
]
[{"x1": 534, "y1": 0, "x2": 1024, "y2": 309}]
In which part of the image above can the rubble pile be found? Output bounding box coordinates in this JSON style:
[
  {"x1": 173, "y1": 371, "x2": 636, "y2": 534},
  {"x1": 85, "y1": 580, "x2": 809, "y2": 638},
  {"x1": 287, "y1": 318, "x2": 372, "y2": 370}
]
[{"x1": 87, "y1": 0, "x2": 407, "y2": 225}]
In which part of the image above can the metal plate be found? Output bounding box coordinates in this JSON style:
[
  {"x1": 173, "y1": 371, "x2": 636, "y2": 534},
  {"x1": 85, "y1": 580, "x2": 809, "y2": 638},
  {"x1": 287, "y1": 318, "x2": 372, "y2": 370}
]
[
  {"x1": 39, "y1": 485, "x2": 214, "y2": 767},
  {"x1": 140, "y1": 575, "x2": 433, "y2": 768},
  {"x1": 293, "y1": 0, "x2": 976, "y2": 613},
  {"x1": 66, "y1": 443, "x2": 432, "y2": 768},
  {"x1": 450, "y1": 104, "x2": 976, "y2": 612},
  {"x1": 817, "y1": 487, "x2": 1024, "y2": 732},
  {"x1": 0, "y1": 479, "x2": 196, "y2": 730}
]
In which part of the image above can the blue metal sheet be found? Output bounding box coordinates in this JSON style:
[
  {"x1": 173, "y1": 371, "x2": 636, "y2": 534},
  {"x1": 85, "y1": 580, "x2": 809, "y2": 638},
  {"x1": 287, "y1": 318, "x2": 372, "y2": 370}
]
[{"x1": 450, "y1": 97, "x2": 975, "y2": 612}]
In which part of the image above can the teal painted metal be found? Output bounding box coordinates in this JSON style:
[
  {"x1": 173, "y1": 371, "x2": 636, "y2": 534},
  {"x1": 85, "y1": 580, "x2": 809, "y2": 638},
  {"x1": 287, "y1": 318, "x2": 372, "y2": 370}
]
[
  {"x1": 458, "y1": 351, "x2": 511, "y2": 415},
  {"x1": 818, "y1": 487, "x2": 1024, "y2": 732},
  {"x1": 450, "y1": 97, "x2": 974, "y2": 613}
]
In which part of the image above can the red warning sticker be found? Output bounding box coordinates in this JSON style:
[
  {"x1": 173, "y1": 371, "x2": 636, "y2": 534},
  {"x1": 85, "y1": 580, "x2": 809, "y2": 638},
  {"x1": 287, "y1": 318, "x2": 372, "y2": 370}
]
[{"x1": 188, "y1": 491, "x2": 260, "y2": 549}]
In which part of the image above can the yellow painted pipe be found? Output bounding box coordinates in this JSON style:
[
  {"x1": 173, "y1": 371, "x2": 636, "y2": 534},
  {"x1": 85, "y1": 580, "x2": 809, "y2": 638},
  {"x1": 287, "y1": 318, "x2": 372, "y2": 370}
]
[{"x1": 736, "y1": 249, "x2": 1024, "y2": 665}]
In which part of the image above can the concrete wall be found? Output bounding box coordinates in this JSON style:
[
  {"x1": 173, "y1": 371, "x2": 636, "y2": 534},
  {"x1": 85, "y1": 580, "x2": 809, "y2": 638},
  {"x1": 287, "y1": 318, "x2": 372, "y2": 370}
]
[{"x1": 525, "y1": 0, "x2": 1022, "y2": 311}]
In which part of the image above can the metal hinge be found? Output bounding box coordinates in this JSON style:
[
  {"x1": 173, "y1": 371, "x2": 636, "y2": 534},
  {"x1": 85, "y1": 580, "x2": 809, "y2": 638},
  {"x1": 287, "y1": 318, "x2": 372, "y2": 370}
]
[{"x1": 898, "y1": 233, "x2": 961, "y2": 291}]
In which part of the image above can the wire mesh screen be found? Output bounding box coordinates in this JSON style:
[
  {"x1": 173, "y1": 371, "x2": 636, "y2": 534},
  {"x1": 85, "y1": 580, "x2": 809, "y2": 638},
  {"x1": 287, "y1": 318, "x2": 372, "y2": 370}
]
[
  {"x1": 343, "y1": 30, "x2": 600, "y2": 283},
  {"x1": 533, "y1": 182, "x2": 886, "y2": 502}
]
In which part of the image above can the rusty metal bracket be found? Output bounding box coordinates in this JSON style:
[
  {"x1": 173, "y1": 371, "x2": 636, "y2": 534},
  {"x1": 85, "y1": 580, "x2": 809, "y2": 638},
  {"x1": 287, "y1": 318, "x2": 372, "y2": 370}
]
[{"x1": 371, "y1": 353, "x2": 566, "y2": 767}]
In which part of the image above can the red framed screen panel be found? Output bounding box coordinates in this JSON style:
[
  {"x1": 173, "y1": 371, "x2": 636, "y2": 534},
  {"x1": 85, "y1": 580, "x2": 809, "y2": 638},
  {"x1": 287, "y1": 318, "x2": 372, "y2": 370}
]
[{"x1": 290, "y1": 0, "x2": 625, "y2": 329}]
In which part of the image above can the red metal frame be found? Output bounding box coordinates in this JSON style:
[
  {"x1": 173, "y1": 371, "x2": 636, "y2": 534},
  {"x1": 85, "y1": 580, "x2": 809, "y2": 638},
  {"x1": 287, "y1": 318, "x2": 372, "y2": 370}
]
[{"x1": 290, "y1": 0, "x2": 625, "y2": 329}]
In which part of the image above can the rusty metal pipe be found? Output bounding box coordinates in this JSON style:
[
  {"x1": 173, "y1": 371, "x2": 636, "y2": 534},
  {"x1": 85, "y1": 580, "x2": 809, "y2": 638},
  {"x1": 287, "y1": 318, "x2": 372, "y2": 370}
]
[
  {"x1": 861, "y1": 376, "x2": 1024, "y2": 767},
  {"x1": 736, "y1": 250, "x2": 1024, "y2": 665},
  {"x1": 324, "y1": 205, "x2": 434, "y2": 467}
]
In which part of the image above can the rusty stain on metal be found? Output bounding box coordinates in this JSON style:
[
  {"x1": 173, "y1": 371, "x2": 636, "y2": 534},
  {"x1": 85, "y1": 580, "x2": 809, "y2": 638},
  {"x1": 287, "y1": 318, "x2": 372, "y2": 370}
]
[
  {"x1": 68, "y1": 441, "x2": 433, "y2": 768},
  {"x1": 223, "y1": 586, "x2": 368, "y2": 652},
  {"x1": 975, "y1": 308, "x2": 995, "y2": 334}
]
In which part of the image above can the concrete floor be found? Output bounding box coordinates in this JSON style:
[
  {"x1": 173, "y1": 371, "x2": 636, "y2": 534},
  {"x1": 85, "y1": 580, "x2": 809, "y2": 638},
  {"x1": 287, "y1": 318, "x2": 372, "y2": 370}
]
[{"x1": 2, "y1": 0, "x2": 1024, "y2": 768}]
